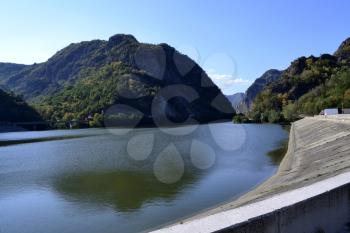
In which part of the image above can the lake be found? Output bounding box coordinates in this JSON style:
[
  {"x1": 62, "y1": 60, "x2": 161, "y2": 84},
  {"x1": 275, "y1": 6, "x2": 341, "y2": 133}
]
[{"x1": 0, "y1": 122, "x2": 288, "y2": 233}]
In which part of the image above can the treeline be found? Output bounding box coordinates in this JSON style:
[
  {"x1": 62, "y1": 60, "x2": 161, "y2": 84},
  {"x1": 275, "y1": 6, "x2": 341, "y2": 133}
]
[
  {"x1": 235, "y1": 38, "x2": 350, "y2": 124},
  {"x1": 34, "y1": 61, "x2": 158, "y2": 127}
]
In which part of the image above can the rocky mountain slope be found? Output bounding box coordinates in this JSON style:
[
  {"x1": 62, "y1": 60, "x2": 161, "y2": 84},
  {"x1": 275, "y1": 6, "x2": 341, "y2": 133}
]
[
  {"x1": 226, "y1": 93, "x2": 244, "y2": 111},
  {"x1": 234, "y1": 69, "x2": 282, "y2": 113},
  {"x1": 250, "y1": 37, "x2": 350, "y2": 122},
  {"x1": 0, "y1": 63, "x2": 28, "y2": 87},
  {"x1": 0, "y1": 34, "x2": 234, "y2": 126}
]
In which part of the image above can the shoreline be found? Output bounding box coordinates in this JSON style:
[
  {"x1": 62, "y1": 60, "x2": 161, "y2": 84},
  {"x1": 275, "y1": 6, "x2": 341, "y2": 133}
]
[
  {"x1": 152, "y1": 116, "x2": 350, "y2": 232},
  {"x1": 0, "y1": 119, "x2": 233, "y2": 133}
]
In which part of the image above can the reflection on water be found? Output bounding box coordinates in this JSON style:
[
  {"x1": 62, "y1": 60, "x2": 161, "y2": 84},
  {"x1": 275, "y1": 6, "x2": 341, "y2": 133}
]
[
  {"x1": 267, "y1": 140, "x2": 289, "y2": 165},
  {"x1": 0, "y1": 123, "x2": 288, "y2": 233},
  {"x1": 54, "y1": 171, "x2": 198, "y2": 212}
]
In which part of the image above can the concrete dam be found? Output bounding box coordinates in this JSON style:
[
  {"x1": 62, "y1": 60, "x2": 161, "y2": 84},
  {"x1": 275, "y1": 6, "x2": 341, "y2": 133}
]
[{"x1": 151, "y1": 117, "x2": 350, "y2": 233}]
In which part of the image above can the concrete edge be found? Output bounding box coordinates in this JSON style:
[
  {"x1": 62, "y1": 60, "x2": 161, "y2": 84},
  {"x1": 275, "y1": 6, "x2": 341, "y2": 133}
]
[{"x1": 150, "y1": 171, "x2": 350, "y2": 233}]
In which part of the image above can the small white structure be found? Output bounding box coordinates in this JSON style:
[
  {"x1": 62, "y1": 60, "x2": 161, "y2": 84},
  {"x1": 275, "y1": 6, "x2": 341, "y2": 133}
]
[{"x1": 324, "y1": 108, "x2": 339, "y2": 116}]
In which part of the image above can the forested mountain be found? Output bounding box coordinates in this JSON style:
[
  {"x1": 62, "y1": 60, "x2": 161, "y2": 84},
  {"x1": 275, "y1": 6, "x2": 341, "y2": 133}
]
[
  {"x1": 4, "y1": 34, "x2": 347, "y2": 126},
  {"x1": 0, "y1": 34, "x2": 234, "y2": 126},
  {"x1": 236, "y1": 69, "x2": 282, "y2": 113},
  {"x1": 0, "y1": 89, "x2": 42, "y2": 122},
  {"x1": 250, "y1": 37, "x2": 350, "y2": 123}
]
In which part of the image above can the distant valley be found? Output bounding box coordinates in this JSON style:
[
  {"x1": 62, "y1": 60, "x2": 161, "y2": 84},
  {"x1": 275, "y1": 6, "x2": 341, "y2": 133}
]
[{"x1": 227, "y1": 69, "x2": 282, "y2": 113}]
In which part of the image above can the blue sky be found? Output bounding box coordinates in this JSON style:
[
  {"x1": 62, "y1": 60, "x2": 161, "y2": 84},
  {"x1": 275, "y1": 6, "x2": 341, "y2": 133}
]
[{"x1": 1, "y1": 0, "x2": 350, "y2": 94}]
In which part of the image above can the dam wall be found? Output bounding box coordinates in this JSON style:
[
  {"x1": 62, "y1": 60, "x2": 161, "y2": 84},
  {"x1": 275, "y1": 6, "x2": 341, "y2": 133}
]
[
  {"x1": 217, "y1": 179, "x2": 350, "y2": 233},
  {"x1": 151, "y1": 117, "x2": 350, "y2": 233}
]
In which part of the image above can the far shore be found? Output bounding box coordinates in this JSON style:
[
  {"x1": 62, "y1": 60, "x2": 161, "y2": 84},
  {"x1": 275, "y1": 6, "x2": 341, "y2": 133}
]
[{"x1": 0, "y1": 118, "x2": 234, "y2": 133}]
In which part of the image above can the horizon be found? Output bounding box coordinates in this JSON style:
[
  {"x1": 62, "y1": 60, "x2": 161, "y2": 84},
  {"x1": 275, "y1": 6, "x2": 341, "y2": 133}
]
[{"x1": 1, "y1": 0, "x2": 350, "y2": 94}]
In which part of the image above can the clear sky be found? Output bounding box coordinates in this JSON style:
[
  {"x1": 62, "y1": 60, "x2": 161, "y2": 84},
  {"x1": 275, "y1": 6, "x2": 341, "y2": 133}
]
[{"x1": 1, "y1": 0, "x2": 350, "y2": 94}]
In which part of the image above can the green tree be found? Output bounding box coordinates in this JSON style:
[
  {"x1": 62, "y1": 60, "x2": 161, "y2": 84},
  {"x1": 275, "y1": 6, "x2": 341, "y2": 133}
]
[
  {"x1": 89, "y1": 113, "x2": 104, "y2": 128},
  {"x1": 282, "y1": 103, "x2": 297, "y2": 122},
  {"x1": 268, "y1": 110, "x2": 281, "y2": 123},
  {"x1": 233, "y1": 114, "x2": 250, "y2": 123},
  {"x1": 63, "y1": 112, "x2": 75, "y2": 122}
]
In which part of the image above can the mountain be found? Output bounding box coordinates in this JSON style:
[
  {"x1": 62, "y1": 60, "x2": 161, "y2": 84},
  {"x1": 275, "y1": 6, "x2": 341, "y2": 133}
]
[
  {"x1": 250, "y1": 37, "x2": 350, "y2": 123},
  {"x1": 226, "y1": 93, "x2": 244, "y2": 111},
  {"x1": 0, "y1": 63, "x2": 28, "y2": 87},
  {"x1": 0, "y1": 34, "x2": 234, "y2": 126},
  {"x1": 0, "y1": 89, "x2": 42, "y2": 122},
  {"x1": 334, "y1": 38, "x2": 350, "y2": 64},
  {"x1": 236, "y1": 69, "x2": 282, "y2": 113}
]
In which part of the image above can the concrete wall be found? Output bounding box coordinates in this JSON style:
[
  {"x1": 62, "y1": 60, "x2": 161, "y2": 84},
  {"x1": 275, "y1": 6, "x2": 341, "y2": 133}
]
[
  {"x1": 151, "y1": 172, "x2": 350, "y2": 233},
  {"x1": 218, "y1": 183, "x2": 350, "y2": 233},
  {"x1": 314, "y1": 114, "x2": 350, "y2": 121},
  {"x1": 151, "y1": 118, "x2": 350, "y2": 233}
]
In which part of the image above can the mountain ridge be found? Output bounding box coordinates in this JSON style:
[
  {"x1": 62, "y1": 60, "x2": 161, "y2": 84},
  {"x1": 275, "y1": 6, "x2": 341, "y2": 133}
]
[
  {"x1": 232, "y1": 69, "x2": 282, "y2": 113},
  {"x1": 226, "y1": 93, "x2": 244, "y2": 112},
  {"x1": 0, "y1": 34, "x2": 234, "y2": 126},
  {"x1": 249, "y1": 37, "x2": 350, "y2": 122}
]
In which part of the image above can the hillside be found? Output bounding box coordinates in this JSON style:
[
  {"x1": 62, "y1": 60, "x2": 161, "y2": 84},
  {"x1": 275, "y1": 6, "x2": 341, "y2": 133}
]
[
  {"x1": 0, "y1": 89, "x2": 42, "y2": 122},
  {"x1": 0, "y1": 34, "x2": 234, "y2": 126},
  {"x1": 226, "y1": 93, "x2": 244, "y2": 111},
  {"x1": 0, "y1": 63, "x2": 28, "y2": 86},
  {"x1": 250, "y1": 37, "x2": 350, "y2": 123},
  {"x1": 235, "y1": 69, "x2": 282, "y2": 113}
]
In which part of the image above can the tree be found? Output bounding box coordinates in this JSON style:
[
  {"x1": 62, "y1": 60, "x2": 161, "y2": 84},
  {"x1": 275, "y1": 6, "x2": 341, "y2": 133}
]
[
  {"x1": 282, "y1": 103, "x2": 297, "y2": 122},
  {"x1": 268, "y1": 110, "x2": 281, "y2": 123},
  {"x1": 233, "y1": 114, "x2": 250, "y2": 123},
  {"x1": 343, "y1": 89, "x2": 350, "y2": 107},
  {"x1": 89, "y1": 113, "x2": 104, "y2": 127},
  {"x1": 63, "y1": 112, "x2": 75, "y2": 122}
]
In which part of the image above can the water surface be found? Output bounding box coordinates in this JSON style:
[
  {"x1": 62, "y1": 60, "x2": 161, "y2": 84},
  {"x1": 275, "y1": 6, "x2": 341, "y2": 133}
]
[{"x1": 0, "y1": 123, "x2": 287, "y2": 233}]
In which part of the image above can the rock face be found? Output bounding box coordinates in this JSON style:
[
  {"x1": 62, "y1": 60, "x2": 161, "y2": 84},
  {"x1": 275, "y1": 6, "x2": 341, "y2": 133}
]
[
  {"x1": 267, "y1": 55, "x2": 338, "y2": 100},
  {"x1": 334, "y1": 37, "x2": 350, "y2": 64},
  {"x1": 249, "y1": 37, "x2": 350, "y2": 120},
  {"x1": 0, "y1": 63, "x2": 28, "y2": 86},
  {"x1": 263, "y1": 37, "x2": 350, "y2": 104},
  {"x1": 0, "y1": 34, "x2": 234, "y2": 125},
  {"x1": 237, "y1": 69, "x2": 282, "y2": 113},
  {"x1": 235, "y1": 37, "x2": 350, "y2": 115},
  {"x1": 226, "y1": 93, "x2": 244, "y2": 112}
]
